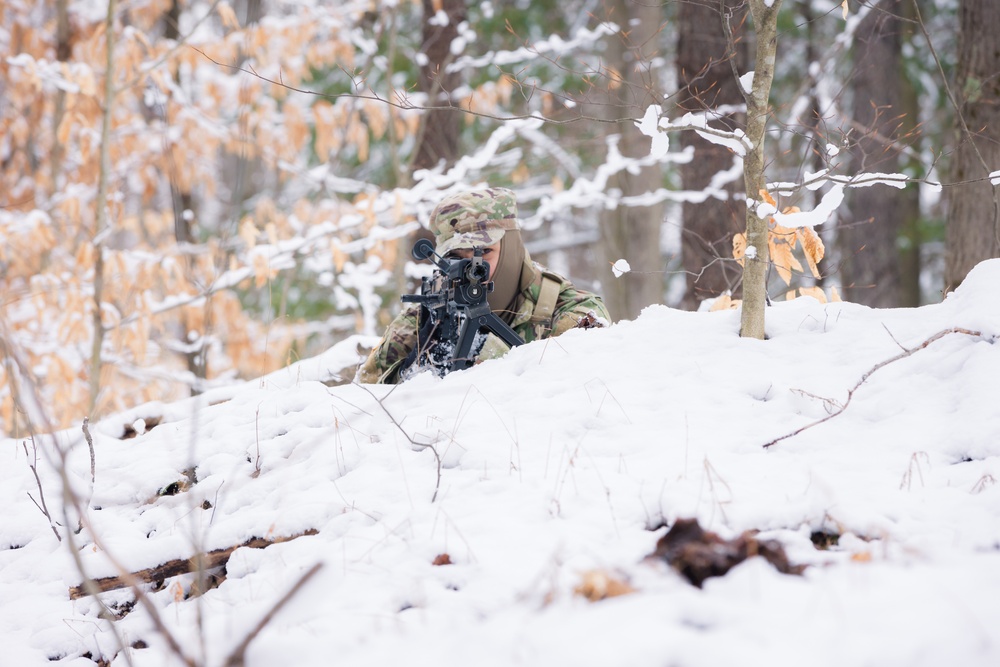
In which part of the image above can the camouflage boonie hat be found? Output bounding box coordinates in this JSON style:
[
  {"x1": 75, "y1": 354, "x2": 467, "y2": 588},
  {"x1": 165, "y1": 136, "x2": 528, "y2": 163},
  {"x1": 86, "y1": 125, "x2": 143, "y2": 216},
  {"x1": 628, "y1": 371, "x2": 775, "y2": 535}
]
[{"x1": 430, "y1": 188, "x2": 520, "y2": 256}]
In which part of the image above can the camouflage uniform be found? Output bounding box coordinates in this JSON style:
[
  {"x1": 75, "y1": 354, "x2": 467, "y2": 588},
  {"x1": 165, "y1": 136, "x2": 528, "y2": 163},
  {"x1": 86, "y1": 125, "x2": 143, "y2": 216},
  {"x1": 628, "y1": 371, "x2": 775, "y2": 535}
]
[{"x1": 358, "y1": 188, "x2": 610, "y2": 384}]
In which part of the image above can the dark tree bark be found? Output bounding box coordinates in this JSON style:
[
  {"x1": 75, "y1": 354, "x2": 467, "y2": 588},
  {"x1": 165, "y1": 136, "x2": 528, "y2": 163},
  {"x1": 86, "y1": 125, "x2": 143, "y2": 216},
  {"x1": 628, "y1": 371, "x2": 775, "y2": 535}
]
[
  {"x1": 164, "y1": 0, "x2": 195, "y2": 245},
  {"x1": 944, "y1": 0, "x2": 1000, "y2": 292},
  {"x1": 412, "y1": 0, "x2": 466, "y2": 171},
  {"x1": 49, "y1": 0, "x2": 71, "y2": 196},
  {"x1": 596, "y1": 0, "x2": 666, "y2": 322},
  {"x1": 676, "y1": 0, "x2": 748, "y2": 310},
  {"x1": 897, "y1": 1, "x2": 923, "y2": 307},
  {"x1": 839, "y1": 0, "x2": 907, "y2": 307}
]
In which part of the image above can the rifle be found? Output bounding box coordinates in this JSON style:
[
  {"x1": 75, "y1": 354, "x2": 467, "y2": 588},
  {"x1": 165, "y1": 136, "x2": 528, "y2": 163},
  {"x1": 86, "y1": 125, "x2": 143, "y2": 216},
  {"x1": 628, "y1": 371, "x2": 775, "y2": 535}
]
[{"x1": 400, "y1": 238, "x2": 524, "y2": 377}]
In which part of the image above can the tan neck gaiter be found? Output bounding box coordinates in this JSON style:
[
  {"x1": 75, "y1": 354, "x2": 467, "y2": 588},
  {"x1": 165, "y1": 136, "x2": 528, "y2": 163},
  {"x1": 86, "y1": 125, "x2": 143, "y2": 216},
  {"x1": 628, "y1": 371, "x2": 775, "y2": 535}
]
[{"x1": 487, "y1": 231, "x2": 527, "y2": 324}]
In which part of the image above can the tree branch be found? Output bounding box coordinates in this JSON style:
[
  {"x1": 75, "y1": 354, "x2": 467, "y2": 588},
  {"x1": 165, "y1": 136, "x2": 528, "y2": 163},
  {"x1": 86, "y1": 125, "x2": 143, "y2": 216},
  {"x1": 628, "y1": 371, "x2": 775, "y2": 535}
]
[{"x1": 763, "y1": 327, "x2": 986, "y2": 448}]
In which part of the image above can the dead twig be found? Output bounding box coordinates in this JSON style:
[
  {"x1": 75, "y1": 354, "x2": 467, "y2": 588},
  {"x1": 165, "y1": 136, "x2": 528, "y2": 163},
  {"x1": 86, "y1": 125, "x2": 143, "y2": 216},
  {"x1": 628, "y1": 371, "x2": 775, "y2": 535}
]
[
  {"x1": 68, "y1": 530, "x2": 318, "y2": 599},
  {"x1": 81, "y1": 417, "x2": 96, "y2": 486},
  {"x1": 355, "y1": 383, "x2": 443, "y2": 502},
  {"x1": 763, "y1": 327, "x2": 985, "y2": 448}
]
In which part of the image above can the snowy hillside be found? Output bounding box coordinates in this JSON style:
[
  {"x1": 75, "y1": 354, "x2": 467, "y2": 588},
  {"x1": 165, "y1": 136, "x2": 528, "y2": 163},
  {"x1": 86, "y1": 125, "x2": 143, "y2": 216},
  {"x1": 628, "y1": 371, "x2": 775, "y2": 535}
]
[{"x1": 3, "y1": 261, "x2": 1000, "y2": 667}]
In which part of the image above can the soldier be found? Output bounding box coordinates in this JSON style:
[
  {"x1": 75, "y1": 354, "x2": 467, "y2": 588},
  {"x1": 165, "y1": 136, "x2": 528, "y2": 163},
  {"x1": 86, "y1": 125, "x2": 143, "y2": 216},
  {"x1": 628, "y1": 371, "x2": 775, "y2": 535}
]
[{"x1": 358, "y1": 187, "x2": 610, "y2": 384}]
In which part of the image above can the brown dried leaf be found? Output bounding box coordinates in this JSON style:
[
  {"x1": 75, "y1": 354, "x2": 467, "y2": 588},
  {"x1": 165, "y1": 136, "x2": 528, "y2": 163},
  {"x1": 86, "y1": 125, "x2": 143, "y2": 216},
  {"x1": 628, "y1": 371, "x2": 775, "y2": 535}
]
[
  {"x1": 432, "y1": 553, "x2": 452, "y2": 566},
  {"x1": 647, "y1": 518, "x2": 805, "y2": 587}
]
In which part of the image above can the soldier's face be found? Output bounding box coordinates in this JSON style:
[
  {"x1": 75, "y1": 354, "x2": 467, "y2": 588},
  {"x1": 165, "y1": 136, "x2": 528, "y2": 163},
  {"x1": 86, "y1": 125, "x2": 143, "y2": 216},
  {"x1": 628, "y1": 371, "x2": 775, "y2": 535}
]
[{"x1": 449, "y1": 244, "x2": 501, "y2": 281}]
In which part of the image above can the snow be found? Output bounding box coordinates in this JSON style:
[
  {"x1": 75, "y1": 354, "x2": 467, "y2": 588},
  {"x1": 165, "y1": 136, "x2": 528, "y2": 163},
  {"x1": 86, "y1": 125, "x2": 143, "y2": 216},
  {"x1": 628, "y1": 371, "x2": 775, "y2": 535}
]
[
  {"x1": 427, "y1": 10, "x2": 449, "y2": 27},
  {"x1": 611, "y1": 259, "x2": 631, "y2": 278},
  {"x1": 637, "y1": 106, "x2": 753, "y2": 158},
  {"x1": 772, "y1": 183, "x2": 845, "y2": 229},
  {"x1": 739, "y1": 71, "x2": 754, "y2": 94},
  {"x1": 3, "y1": 260, "x2": 1000, "y2": 666},
  {"x1": 990, "y1": 170, "x2": 1000, "y2": 186}
]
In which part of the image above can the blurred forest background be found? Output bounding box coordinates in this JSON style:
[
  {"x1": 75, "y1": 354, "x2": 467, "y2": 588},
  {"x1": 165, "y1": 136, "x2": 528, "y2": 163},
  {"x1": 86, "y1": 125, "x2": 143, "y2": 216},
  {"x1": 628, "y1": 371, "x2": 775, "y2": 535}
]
[{"x1": 2, "y1": 0, "x2": 998, "y2": 432}]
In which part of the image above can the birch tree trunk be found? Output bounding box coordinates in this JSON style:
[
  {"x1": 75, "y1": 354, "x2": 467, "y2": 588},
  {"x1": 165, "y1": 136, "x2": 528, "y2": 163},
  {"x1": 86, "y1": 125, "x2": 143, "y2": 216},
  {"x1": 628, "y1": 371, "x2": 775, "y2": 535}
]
[{"x1": 740, "y1": 0, "x2": 781, "y2": 340}]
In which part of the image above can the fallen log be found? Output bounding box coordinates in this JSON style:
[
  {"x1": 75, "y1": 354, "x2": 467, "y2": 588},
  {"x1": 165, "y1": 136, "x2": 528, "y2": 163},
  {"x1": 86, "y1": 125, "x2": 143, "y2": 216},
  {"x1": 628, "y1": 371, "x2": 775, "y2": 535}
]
[{"x1": 69, "y1": 529, "x2": 318, "y2": 600}]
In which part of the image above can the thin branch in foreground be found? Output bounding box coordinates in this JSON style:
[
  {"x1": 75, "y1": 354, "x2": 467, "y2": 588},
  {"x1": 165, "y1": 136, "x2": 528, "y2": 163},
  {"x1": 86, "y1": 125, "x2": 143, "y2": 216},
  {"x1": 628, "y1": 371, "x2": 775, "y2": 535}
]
[
  {"x1": 82, "y1": 417, "x2": 96, "y2": 487},
  {"x1": 762, "y1": 327, "x2": 985, "y2": 449},
  {"x1": 354, "y1": 383, "x2": 443, "y2": 502},
  {"x1": 222, "y1": 562, "x2": 323, "y2": 667},
  {"x1": 22, "y1": 438, "x2": 62, "y2": 543}
]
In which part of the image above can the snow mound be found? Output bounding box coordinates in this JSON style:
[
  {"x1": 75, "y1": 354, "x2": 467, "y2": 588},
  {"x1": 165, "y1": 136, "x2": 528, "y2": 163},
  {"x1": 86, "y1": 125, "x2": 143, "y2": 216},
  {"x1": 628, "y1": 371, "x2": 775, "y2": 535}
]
[{"x1": 2, "y1": 261, "x2": 1000, "y2": 666}]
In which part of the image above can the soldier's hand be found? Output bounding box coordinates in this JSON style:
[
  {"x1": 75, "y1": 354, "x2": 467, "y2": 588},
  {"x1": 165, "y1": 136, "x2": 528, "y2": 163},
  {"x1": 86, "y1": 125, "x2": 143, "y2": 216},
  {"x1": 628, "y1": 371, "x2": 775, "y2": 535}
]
[{"x1": 574, "y1": 311, "x2": 604, "y2": 329}]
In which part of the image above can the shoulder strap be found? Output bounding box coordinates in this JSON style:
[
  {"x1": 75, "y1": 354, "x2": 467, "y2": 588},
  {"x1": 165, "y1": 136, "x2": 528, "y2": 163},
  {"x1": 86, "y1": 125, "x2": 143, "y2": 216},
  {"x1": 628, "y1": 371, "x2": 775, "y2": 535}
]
[{"x1": 530, "y1": 273, "x2": 561, "y2": 325}]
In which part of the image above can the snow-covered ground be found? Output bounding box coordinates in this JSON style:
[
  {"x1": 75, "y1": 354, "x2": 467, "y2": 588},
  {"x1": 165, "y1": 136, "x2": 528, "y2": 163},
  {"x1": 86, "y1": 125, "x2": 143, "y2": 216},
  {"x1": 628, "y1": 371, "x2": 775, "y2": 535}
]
[{"x1": 3, "y1": 261, "x2": 999, "y2": 667}]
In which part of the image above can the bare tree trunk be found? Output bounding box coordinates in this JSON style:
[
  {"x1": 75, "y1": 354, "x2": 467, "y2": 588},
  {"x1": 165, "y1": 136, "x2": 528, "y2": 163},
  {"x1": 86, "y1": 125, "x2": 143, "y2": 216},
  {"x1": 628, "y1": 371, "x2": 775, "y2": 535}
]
[
  {"x1": 944, "y1": 0, "x2": 1000, "y2": 292},
  {"x1": 799, "y1": 0, "x2": 828, "y2": 290},
  {"x1": 89, "y1": 0, "x2": 117, "y2": 416},
  {"x1": 840, "y1": 0, "x2": 905, "y2": 307},
  {"x1": 162, "y1": 0, "x2": 195, "y2": 245},
  {"x1": 163, "y1": 0, "x2": 205, "y2": 385},
  {"x1": 676, "y1": 0, "x2": 748, "y2": 309},
  {"x1": 412, "y1": 0, "x2": 465, "y2": 171},
  {"x1": 49, "y1": 0, "x2": 71, "y2": 199},
  {"x1": 596, "y1": 0, "x2": 666, "y2": 322},
  {"x1": 897, "y1": 1, "x2": 923, "y2": 307},
  {"x1": 741, "y1": 0, "x2": 782, "y2": 340}
]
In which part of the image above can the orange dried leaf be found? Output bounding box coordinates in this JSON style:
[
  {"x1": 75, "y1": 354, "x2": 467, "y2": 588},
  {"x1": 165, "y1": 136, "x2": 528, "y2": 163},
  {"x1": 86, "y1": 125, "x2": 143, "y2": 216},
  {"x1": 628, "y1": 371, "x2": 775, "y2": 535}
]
[
  {"x1": 758, "y1": 189, "x2": 777, "y2": 208},
  {"x1": 709, "y1": 293, "x2": 740, "y2": 311},
  {"x1": 798, "y1": 286, "x2": 827, "y2": 303},
  {"x1": 331, "y1": 242, "x2": 347, "y2": 273},
  {"x1": 768, "y1": 237, "x2": 801, "y2": 286},
  {"x1": 732, "y1": 232, "x2": 747, "y2": 266},
  {"x1": 829, "y1": 285, "x2": 842, "y2": 302},
  {"x1": 574, "y1": 570, "x2": 635, "y2": 602},
  {"x1": 218, "y1": 2, "x2": 241, "y2": 30},
  {"x1": 797, "y1": 227, "x2": 825, "y2": 279},
  {"x1": 238, "y1": 219, "x2": 258, "y2": 248},
  {"x1": 252, "y1": 253, "x2": 273, "y2": 288},
  {"x1": 604, "y1": 65, "x2": 623, "y2": 91}
]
